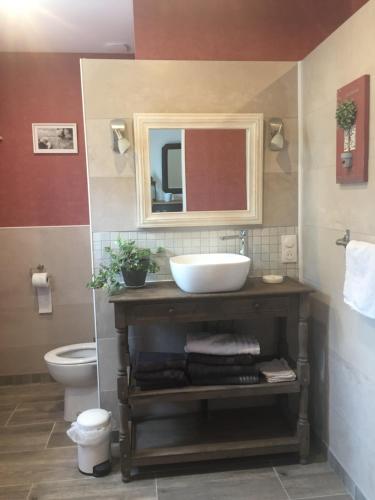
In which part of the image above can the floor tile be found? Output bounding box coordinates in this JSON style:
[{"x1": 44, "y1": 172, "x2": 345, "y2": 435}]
[
  {"x1": 299, "y1": 496, "x2": 352, "y2": 500},
  {"x1": 157, "y1": 468, "x2": 289, "y2": 500},
  {"x1": 47, "y1": 421, "x2": 73, "y2": 448},
  {"x1": 0, "y1": 403, "x2": 17, "y2": 425},
  {"x1": 8, "y1": 400, "x2": 64, "y2": 425},
  {"x1": 275, "y1": 462, "x2": 348, "y2": 499},
  {"x1": 0, "y1": 383, "x2": 64, "y2": 406},
  {"x1": 0, "y1": 422, "x2": 53, "y2": 453},
  {"x1": 0, "y1": 447, "x2": 82, "y2": 485},
  {"x1": 0, "y1": 484, "x2": 31, "y2": 500},
  {"x1": 29, "y1": 474, "x2": 156, "y2": 500}
]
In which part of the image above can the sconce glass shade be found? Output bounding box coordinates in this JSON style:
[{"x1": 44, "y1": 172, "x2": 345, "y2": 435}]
[
  {"x1": 269, "y1": 118, "x2": 285, "y2": 151},
  {"x1": 110, "y1": 119, "x2": 130, "y2": 154}
]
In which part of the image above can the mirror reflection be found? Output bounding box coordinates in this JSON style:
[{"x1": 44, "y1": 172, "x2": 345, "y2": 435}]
[{"x1": 149, "y1": 129, "x2": 183, "y2": 213}]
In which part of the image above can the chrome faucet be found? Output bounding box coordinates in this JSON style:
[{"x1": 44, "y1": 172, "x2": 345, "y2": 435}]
[{"x1": 220, "y1": 229, "x2": 248, "y2": 256}]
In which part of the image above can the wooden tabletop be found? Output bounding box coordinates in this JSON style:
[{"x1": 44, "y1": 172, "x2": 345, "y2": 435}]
[{"x1": 109, "y1": 277, "x2": 313, "y2": 304}]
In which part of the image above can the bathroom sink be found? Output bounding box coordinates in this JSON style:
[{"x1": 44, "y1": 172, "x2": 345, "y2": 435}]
[{"x1": 170, "y1": 253, "x2": 251, "y2": 293}]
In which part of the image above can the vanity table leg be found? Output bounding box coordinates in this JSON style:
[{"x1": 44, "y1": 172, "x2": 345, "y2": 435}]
[
  {"x1": 117, "y1": 324, "x2": 132, "y2": 482},
  {"x1": 297, "y1": 294, "x2": 310, "y2": 464}
]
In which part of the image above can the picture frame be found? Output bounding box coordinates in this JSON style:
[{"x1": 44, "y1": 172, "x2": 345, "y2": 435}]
[{"x1": 32, "y1": 123, "x2": 78, "y2": 154}]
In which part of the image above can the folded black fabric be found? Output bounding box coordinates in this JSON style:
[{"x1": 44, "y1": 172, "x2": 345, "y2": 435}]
[
  {"x1": 136, "y1": 351, "x2": 187, "y2": 373},
  {"x1": 188, "y1": 362, "x2": 259, "y2": 379},
  {"x1": 136, "y1": 376, "x2": 189, "y2": 391},
  {"x1": 135, "y1": 369, "x2": 187, "y2": 382},
  {"x1": 190, "y1": 374, "x2": 259, "y2": 386},
  {"x1": 187, "y1": 353, "x2": 255, "y2": 366}
]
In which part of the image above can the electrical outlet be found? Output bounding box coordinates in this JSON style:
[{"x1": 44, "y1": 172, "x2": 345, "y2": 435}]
[{"x1": 281, "y1": 234, "x2": 297, "y2": 263}]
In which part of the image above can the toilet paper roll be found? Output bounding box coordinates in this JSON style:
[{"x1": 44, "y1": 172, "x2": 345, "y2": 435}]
[{"x1": 32, "y1": 272, "x2": 52, "y2": 314}]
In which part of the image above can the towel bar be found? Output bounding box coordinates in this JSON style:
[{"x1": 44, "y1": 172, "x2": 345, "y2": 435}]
[{"x1": 336, "y1": 229, "x2": 350, "y2": 248}]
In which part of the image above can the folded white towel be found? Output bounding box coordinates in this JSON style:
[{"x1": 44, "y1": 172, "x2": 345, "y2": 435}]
[
  {"x1": 257, "y1": 358, "x2": 296, "y2": 383},
  {"x1": 344, "y1": 240, "x2": 375, "y2": 319},
  {"x1": 184, "y1": 333, "x2": 260, "y2": 356}
]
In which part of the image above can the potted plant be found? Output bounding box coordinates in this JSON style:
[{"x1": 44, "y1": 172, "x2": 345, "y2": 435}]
[
  {"x1": 88, "y1": 239, "x2": 161, "y2": 293},
  {"x1": 336, "y1": 99, "x2": 357, "y2": 168}
]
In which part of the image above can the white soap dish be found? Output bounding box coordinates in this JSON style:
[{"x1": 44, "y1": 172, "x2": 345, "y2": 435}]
[{"x1": 262, "y1": 275, "x2": 284, "y2": 284}]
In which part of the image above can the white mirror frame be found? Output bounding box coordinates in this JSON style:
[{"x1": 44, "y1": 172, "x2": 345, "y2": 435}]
[{"x1": 133, "y1": 113, "x2": 263, "y2": 228}]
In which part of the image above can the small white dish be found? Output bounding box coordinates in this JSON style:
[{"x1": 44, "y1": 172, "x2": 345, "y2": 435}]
[{"x1": 262, "y1": 274, "x2": 284, "y2": 284}]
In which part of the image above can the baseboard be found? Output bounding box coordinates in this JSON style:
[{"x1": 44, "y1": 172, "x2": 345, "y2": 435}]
[{"x1": 0, "y1": 372, "x2": 54, "y2": 386}]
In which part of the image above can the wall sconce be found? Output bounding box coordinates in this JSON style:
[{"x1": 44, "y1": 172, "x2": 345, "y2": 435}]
[
  {"x1": 269, "y1": 118, "x2": 285, "y2": 151},
  {"x1": 110, "y1": 119, "x2": 130, "y2": 154}
]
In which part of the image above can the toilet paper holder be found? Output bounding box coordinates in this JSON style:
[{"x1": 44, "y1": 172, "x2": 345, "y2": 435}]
[{"x1": 30, "y1": 264, "x2": 46, "y2": 276}]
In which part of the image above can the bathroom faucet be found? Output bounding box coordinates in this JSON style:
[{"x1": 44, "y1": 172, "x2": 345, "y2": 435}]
[{"x1": 220, "y1": 230, "x2": 248, "y2": 256}]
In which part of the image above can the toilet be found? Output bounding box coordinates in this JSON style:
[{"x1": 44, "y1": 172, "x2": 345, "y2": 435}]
[{"x1": 44, "y1": 342, "x2": 98, "y2": 422}]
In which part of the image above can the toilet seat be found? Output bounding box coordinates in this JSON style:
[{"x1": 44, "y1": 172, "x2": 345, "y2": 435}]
[{"x1": 44, "y1": 342, "x2": 96, "y2": 366}]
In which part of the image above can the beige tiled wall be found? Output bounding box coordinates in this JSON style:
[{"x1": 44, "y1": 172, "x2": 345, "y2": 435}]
[
  {"x1": 81, "y1": 59, "x2": 300, "y2": 423},
  {"x1": 81, "y1": 60, "x2": 299, "y2": 232},
  {"x1": 0, "y1": 227, "x2": 95, "y2": 375},
  {"x1": 301, "y1": 2, "x2": 375, "y2": 498}
]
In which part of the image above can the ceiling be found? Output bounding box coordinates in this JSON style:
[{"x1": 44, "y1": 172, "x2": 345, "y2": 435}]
[
  {"x1": 0, "y1": 0, "x2": 134, "y2": 53},
  {"x1": 0, "y1": 0, "x2": 370, "y2": 59}
]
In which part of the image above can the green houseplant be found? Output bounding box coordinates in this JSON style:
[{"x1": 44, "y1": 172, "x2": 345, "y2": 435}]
[
  {"x1": 88, "y1": 239, "x2": 161, "y2": 293},
  {"x1": 336, "y1": 99, "x2": 357, "y2": 168}
]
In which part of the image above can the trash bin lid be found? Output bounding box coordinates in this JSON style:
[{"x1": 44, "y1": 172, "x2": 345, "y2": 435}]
[{"x1": 77, "y1": 408, "x2": 111, "y2": 430}]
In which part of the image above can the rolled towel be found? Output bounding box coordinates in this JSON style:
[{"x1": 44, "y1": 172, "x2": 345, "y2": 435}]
[
  {"x1": 136, "y1": 352, "x2": 187, "y2": 373},
  {"x1": 188, "y1": 362, "x2": 259, "y2": 379},
  {"x1": 185, "y1": 332, "x2": 260, "y2": 356},
  {"x1": 187, "y1": 353, "x2": 255, "y2": 366},
  {"x1": 190, "y1": 374, "x2": 259, "y2": 386}
]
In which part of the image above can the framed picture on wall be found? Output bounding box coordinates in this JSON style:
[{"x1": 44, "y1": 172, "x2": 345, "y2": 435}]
[{"x1": 32, "y1": 123, "x2": 78, "y2": 154}]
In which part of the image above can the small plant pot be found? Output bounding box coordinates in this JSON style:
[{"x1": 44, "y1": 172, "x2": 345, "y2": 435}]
[
  {"x1": 341, "y1": 151, "x2": 353, "y2": 169},
  {"x1": 121, "y1": 268, "x2": 148, "y2": 288},
  {"x1": 121, "y1": 258, "x2": 150, "y2": 288}
]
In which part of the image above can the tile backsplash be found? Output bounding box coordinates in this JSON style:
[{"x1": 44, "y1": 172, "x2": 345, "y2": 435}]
[{"x1": 92, "y1": 226, "x2": 298, "y2": 281}]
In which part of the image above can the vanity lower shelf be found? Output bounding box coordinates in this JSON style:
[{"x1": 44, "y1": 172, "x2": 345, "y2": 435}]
[
  {"x1": 132, "y1": 406, "x2": 299, "y2": 467},
  {"x1": 129, "y1": 379, "x2": 300, "y2": 404}
]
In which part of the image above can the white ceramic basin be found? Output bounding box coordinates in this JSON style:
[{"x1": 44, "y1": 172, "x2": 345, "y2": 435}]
[{"x1": 170, "y1": 253, "x2": 251, "y2": 293}]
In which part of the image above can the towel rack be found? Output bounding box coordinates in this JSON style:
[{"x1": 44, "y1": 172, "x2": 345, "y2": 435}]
[{"x1": 336, "y1": 229, "x2": 350, "y2": 248}]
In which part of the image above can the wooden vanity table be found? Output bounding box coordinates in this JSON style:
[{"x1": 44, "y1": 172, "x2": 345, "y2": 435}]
[{"x1": 109, "y1": 277, "x2": 313, "y2": 481}]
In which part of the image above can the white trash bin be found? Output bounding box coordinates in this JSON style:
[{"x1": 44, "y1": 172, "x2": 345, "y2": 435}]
[{"x1": 67, "y1": 408, "x2": 112, "y2": 477}]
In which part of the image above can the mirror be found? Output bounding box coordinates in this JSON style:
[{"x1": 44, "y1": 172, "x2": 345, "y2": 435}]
[{"x1": 134, "y1": 113, "x2": 263, "y2": 227}]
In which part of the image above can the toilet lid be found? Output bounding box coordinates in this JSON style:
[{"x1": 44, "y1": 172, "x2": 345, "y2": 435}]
[{"x1": 44, "y1": 342, "x2": 97, "y2": 365}]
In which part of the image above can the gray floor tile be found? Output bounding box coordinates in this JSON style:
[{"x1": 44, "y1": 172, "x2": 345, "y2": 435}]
[
  {"x1": 0, "y1": 422, "x2": 53, "y2": 453},
  {"x1": 0, "y1": 403, "x2": 16, "y2": 425},
  {"x1": 275, "y1": 462, "x2": 348, "y2": 499},
  {"x1": 47, "y1": 421, "x2": 73, "y2": 448},
  {"x1": 29, "y1": 474, "x2": 156, "y2": 500},
  {"x1": 157, "y1": 468, "x2": 289, "y2": 500},
  {"x1": 0, "y1": 383, "x2": 64, "y2": 405},
  {"x1": 8, "y1": 399, "x2": 64, "y2": 425},
  {"x1": 0, "y1": 447, "x2": 82, "y2": 485},
  {"x1": 0, "y1": 484, "x2": 31, "y2": 500},
  {"x1": 299, "y1": 496, "x2": 352, "y2": 500}
]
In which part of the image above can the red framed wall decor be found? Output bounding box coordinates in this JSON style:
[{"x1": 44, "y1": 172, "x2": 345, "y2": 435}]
[{"x1": 336, "y1": 74, "x2": 370, "y2": 184}]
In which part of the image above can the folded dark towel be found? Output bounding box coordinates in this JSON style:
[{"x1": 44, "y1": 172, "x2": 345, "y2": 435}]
[
  {"x1": 190, "y1": 374, "x2": 259, "y2": 386},
  {"x1": 187, "y1": 353, "x2": 255, "y2": 366},
  {"x1": 188, "y1": 362, "x2": 259, "y2": 379},
  {"x1": 136, "y1": 352, "x2": 187, "y2": 373},
  {"x1": 135, "y1": 369, "x2": 187, "y2": 382},
  {"x1": 136, "y1": 376, "x2": 189, "y2": 391}
]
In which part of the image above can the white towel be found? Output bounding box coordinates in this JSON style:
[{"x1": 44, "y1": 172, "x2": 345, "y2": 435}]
[
  {"x1": 343, "y1": 240, "x2": 375, "y2": 319},
  {"x1": 184, "y1": 333, "x2": 260, "y2": 356},
  {"x1": 257, "y1": 358, "x2": 296, "y2": 383}
]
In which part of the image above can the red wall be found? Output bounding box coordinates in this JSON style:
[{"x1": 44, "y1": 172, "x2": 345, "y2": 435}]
[
  {"x1": 0, "y1": 53, "x2": 89, "y2": 227},
  {"x1": 134, "y1": 0, "x2": 369, "y2": 60}
]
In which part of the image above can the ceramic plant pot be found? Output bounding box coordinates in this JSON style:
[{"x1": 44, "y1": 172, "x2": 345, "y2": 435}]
[
  {"x1": 341, "y1": 151, "x2": 353, "y2": 168},
  {"x1": 121, "y1": 258, "x2": 150, "y2": 287}
]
